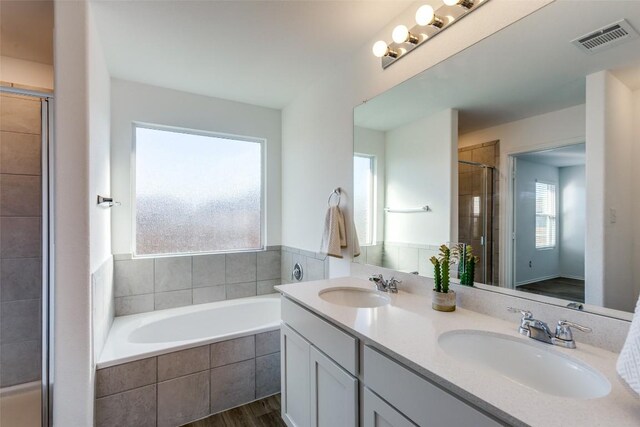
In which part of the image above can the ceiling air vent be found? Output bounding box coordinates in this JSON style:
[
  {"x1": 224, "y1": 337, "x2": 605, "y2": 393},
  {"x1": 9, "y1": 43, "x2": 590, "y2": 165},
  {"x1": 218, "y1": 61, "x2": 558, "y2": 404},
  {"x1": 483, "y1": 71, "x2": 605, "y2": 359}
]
[{"x1": 571, "y1": 19, "x2": 638, "y2": 54}]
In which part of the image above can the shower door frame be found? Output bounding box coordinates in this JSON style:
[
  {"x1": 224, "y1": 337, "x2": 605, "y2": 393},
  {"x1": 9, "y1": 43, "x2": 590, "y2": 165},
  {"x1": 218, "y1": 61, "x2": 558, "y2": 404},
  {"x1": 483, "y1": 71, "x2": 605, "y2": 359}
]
[{"x1": 1, "y1": 86, "x2": 54, "y2": 427}]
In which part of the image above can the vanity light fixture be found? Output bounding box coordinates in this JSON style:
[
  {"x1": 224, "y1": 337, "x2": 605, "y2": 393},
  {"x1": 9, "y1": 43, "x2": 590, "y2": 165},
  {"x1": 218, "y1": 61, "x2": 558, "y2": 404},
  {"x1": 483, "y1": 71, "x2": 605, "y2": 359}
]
[
  {"x1": 373, "y1": 0, "x2": 489, "y2": 69},
  {"x1": 443, "y1": 0, "x2": 474, "y2": 10}
]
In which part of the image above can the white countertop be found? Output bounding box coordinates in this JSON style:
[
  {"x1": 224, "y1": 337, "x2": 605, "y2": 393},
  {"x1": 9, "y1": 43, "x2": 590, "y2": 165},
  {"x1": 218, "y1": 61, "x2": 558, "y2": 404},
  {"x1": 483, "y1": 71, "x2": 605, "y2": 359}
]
[{"x1": 276, "y1": 277, "x2": 640, "y2": 427}]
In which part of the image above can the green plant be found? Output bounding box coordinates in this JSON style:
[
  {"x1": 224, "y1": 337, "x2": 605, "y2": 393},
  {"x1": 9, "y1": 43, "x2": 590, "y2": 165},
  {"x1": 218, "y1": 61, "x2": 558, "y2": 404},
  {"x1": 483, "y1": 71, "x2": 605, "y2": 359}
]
[
  {"x1": 439, "y1": 244, "x2": 451, "y2": 293},
  {"x1": 430, "y1": 256, "x2": 442, "y2": 292},
  {"x1": 459, "y1": 245, "x2": 478, "y2": 286}
]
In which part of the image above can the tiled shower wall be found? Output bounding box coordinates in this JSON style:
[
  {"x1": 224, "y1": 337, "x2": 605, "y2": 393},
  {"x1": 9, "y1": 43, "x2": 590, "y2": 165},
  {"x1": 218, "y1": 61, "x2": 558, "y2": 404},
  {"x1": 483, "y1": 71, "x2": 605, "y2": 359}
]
[
  {"x1": 113, "y1": 247, "x2": 282, "y2": 316},
  {"x1": 280, "y1": 246, "x2": 329, "y2": 284},
  {"x1": 0, "y1": 94, "x2": 42, "y2": 387},
  {"x1": 458, "y1": 140, "x2": 500, "y2": 285}
]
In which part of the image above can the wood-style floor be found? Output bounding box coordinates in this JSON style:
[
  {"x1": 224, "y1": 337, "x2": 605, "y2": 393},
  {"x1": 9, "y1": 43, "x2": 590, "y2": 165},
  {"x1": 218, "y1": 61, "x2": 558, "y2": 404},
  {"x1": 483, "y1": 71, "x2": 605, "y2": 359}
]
[
  {"x1": 517, "y1": 277, "x2": 585, "y2": 302},
  {"x1": 183, "y1": 395, "x2": 286, "y2": 427}
]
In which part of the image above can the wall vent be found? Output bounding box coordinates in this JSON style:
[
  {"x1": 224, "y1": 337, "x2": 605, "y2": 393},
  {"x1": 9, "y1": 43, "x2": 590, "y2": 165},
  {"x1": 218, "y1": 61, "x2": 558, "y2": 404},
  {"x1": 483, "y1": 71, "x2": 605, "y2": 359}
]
[{"x1": 571, "y1": 20, "x2": 638, "y2": 54}]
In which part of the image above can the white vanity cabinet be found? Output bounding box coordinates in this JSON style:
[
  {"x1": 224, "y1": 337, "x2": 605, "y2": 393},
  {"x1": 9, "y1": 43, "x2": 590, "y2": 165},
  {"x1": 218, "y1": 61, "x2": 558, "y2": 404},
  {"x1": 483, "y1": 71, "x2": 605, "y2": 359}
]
[
  {"x1": 281, "y1": 298, "x2": 359, "y2": 427},
  {"x1": 363, "y1": 387, "x2": 417, "y2": 427}
]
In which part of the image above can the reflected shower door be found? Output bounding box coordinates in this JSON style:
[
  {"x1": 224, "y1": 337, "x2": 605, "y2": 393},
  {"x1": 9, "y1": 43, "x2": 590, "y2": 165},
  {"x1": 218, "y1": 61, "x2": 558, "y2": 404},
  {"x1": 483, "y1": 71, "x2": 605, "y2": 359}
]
[{"x1": 458, "y1": 161, "x2": 494, "y2": 285}]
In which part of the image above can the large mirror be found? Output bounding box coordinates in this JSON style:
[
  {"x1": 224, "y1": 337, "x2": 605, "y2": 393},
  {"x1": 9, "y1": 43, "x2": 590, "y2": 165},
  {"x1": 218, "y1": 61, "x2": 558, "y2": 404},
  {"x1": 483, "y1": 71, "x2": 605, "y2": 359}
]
[{"x1": 353, "y1": 1, "x2": 640, "y2": 319}]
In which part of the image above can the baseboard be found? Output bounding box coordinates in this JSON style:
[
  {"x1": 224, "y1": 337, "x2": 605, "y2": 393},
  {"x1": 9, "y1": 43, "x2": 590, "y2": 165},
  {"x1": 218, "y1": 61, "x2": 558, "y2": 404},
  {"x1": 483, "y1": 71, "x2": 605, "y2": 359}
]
[{"x1": 515, "y1": 275, "x2": 561, "y2": 287}]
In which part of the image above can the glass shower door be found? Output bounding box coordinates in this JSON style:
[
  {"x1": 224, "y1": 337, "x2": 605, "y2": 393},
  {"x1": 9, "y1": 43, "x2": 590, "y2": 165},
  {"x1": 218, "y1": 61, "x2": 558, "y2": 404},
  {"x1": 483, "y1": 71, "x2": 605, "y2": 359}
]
[
  {"x1": 458, "y1": 161, "x2": 493, "y2": 285},
  {"x1": 0, "y1": 89, "x2": 51, "y2": 427}
]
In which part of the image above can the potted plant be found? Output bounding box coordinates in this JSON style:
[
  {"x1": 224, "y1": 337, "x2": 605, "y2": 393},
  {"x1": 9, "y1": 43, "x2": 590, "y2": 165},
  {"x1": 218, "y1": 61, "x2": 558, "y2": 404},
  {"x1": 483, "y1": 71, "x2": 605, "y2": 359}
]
[
  {"x1": 458, "y1": 244, "x2": 479, "y2": 287},
  {"x1": 430, "y1": 245, "x2": 456, "y2": 312}
]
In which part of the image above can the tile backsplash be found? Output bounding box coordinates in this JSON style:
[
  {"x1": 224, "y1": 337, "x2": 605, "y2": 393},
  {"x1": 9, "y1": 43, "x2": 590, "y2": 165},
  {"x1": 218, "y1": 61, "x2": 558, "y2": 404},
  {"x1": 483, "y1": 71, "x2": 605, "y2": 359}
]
[
  {"x1": 113, "y1": 247, "x2": 282, "y2": 316},
  {"x1": 280, "y1": 246, "x2": 329, "y2": 284}
]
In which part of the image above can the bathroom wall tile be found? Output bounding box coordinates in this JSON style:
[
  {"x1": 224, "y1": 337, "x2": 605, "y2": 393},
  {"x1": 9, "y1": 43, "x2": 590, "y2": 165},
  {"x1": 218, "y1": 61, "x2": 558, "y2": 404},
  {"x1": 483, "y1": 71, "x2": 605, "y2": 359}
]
[
  {"x1": 225, "y1": 252, "x2": 257, "y2": 284},
  {"x1": 0, "y1": 131, "x2": 41, "y2": 175},
  {"x1": 257, "y1": 279, "x2": 280, "y2": 295},
  {"x1": 95, "y1": 384, "x2": 156, "y2": 427},
  {"x1": 210, "y1": 336, "x2": 255, "y2": 368},
  {"x1": 157, "y1": 371, "x2": 210, "y2": 427},
  {"x1": 255, "y1": 330, "x2": 280, "y2": 356},
  {"x1": 1, "y1": 257, "x2": 41, "y2": 301},
  {"x1": 114, "y1": 258, "x2": 154, "y2": 297},
  {"x1": 114, "y1": 294, "x2": 154, "y2": 316},
  {"x1": 0, "y1": 95, "x2": 41, "y2": 134},
  {"x1": 0, "y1": 217, "x2": 40, "y2": 258},
  {"x1": 257, "y1": 250, "x2": 280, "y2": 281},
  {"x1": 93, "y1": 257, "x2": 115, "y2": 361},
  {"x1": 193, "y1": 285, "x2": 225, "y2": 304},
  {"x1": 398, "y1": 247, "x2": 419, "y2": 274},
  {"x1": 280, "y1": 250, "x2": 292, "y2": 284},
  {"x1": 96, "y1": 357, "x2": 156, "y2": 398},
  {"x1": 290, "y1": 252, "x2": 307, "y2": 282},
  {"x1": 210, "y1": 359, "x2": 255, "y2": 414},
  {"x1": 226, "y1": 281, "x2": 256, "y2": 299},
  {"x1": 0, "y1": 174, "x2": 41, "y2": 216},
  {"x1": 306, "y1": 257, "x2": 325, "y2": 281},
  {"x1": 256, "y1": 352, "x2": 281, "y2": 398},
  {"x1": 157, "y1": 345, "x2": 210, "y2": 382},
  {"x1": 192, "y1": 254, "x2": 225, "y2": 287},
  {"x1": 0, "y1": 339, "x2": 40, "y2": 387},
  {"x1": 154, "y1": 289, "x2": 192, "y2": 310},
  {"x1": 0, "y1": 299, "x2": 40, "y2": 343},
  {"x1": 155, "y1": 256, "x2": 192, "y2": 292}
]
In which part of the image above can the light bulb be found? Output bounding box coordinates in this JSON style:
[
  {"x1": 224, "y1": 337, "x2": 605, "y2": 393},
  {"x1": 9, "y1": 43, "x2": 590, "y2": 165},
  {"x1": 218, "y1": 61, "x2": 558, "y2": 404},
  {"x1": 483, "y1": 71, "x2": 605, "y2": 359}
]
[
  {"x1": 392, "y1": 25, "x2": 409, "y2": 44},
  {"x1": 444, "y1": 0, "x2": 474, "y2": 9},
  {"x1": 372, "y1": 41, "x2": 389, "y2": 58},
  {"x1": 443, "y1": 0, "x2": 458, "y2": 5},
  {"x1": 415, "y1": 5, "x2": 435, "y2": 26}
]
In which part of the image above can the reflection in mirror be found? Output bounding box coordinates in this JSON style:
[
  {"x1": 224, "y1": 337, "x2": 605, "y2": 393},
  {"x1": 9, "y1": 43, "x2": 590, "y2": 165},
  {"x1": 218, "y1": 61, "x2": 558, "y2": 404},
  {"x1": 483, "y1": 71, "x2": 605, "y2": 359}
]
[{"x1": 353, "y1": 1, "x2": 640, "y2": 318}]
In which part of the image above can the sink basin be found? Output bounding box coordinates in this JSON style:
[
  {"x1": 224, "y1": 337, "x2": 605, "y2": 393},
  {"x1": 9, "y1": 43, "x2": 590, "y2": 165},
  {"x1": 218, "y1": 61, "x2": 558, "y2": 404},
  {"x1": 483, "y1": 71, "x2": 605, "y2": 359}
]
[
  {"x1": 438, "y1": 330, "x2": 611, "y2": 399},
  {"x1": 318, "y1": 287, "x2": 391, "y2": 308}
]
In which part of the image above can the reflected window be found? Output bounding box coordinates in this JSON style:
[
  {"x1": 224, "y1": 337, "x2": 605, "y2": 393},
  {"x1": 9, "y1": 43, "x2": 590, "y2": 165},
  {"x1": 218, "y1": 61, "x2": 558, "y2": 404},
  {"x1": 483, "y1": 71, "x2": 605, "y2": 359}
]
[
  {"x1": 535, "y1": 181, "x2": 556, "y2": 249},
  {"x1": 354, "y1": 154, "x2": 375, "y2": 246},
  {"x1": 134, "y1": 125, "x2": 264, "y2": 256}
]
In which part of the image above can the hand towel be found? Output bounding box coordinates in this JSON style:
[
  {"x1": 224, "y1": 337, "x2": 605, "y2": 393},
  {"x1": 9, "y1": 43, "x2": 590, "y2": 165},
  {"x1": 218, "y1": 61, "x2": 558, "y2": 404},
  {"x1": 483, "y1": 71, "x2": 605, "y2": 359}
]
[
  {"x1": 617, "y1": 293, "x2": 640, "y2": 396},
  {"x1": 351, "y1": 217, "x2": 361, "y2": 258},
  {"x1": 320, "y1": 206, "x2": 347, "y2": 258}
]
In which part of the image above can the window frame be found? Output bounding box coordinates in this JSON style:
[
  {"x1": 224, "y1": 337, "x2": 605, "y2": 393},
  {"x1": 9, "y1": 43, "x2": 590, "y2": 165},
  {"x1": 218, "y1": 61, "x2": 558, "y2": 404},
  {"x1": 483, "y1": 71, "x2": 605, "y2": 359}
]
[
  {"x1": 353, "y1": 152, "x2": 377, "y2": 247},
  {"x1": 534, "y1": 180, "x2": 557, "y2": 250},
  {"x1": 131, "y1": 121, "x2": 267, "y2": 258}
]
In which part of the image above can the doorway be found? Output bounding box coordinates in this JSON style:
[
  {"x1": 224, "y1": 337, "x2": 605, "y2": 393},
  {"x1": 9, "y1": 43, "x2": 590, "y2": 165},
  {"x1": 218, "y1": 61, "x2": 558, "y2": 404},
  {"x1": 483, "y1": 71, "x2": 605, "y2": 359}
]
[{"x1": 510, "y1": 143, "x2": 586, "y2": 302}]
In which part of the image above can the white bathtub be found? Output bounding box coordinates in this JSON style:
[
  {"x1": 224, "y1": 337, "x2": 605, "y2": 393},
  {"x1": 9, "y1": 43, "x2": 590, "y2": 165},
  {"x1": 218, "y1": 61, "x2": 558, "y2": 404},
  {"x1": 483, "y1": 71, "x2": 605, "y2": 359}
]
[{"x1": 98, "y1": 294, "x2": 280, "y2": 368}]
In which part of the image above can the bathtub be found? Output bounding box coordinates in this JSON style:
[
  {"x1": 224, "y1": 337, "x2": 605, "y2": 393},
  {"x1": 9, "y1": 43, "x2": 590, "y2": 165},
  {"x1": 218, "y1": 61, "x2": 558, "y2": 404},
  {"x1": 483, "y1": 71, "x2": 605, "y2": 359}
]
[{"x1": 98, "y1": 294, "x2": 281, "y2": 368}]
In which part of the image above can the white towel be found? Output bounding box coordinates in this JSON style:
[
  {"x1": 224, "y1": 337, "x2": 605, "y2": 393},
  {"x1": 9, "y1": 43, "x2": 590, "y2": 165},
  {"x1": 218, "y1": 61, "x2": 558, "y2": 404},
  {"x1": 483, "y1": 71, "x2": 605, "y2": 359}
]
[
  {"x1": 320, "y1": 206, "x2": 346, "y2": 258},
  {"x1": 617, "y1": 293, "x2": 640, "y2": 396}
]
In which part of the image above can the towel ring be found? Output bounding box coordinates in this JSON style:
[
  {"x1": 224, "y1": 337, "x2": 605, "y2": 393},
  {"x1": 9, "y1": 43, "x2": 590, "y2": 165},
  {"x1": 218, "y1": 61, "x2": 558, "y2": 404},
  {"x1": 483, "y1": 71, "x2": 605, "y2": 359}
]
[{"x1": 328, "y1": 188, "x2": 341, "y2": 207}]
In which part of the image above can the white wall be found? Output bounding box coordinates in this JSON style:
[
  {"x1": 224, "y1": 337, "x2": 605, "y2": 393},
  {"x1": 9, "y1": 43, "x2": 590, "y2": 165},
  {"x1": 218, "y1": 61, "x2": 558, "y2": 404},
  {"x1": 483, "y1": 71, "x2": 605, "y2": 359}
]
[
  {"x1": 281, "y1": 0, "x2": 552, "y2": 275},
  {"x1": 0, "y1": 56, "x2": 53, "y2": 90},
  {"x1": 459, "y1": 104, "x2": 585, "y2": 286},
  {"x1": 384, "y1": 109, "x2": 457, "y2": 246},
  {"x1": 514, "y1": 159, "x2": 559, "y2": 285},
  {"x1": 354, "y1": 126, "x2": 385, "y2": 242},
  {"x1": 634, "y1": 89, "x2": 640, "y2": 304},
  {"x1": 559, "y1": 165, "x2": 585, "y2": 280},
  {"x1": 586, "y1": 71, "x2": 635, "y2": 311},
  {"x1": 110, "y1": 79, "x2": 282, "y2": 254},
  {"x1": 53, "y1": 0, "x2": 93, "y2": 424}
]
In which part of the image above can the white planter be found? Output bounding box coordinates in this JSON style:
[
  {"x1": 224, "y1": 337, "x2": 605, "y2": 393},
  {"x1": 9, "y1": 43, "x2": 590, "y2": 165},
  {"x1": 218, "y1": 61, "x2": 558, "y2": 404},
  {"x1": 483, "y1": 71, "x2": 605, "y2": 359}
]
[{"x1": 432, "y1": 290, "x2": 456, "y2": 312}]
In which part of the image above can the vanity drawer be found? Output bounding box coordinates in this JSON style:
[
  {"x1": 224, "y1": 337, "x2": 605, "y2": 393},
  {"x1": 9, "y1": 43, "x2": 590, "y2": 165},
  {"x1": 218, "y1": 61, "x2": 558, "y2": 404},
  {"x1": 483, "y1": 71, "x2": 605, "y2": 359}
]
[
  {"x1": 281, "y1": 296, "x2": 358, "y2": 375},
  {"x1": 363, "y1": 346, "x2": 501, "y2": 427}
]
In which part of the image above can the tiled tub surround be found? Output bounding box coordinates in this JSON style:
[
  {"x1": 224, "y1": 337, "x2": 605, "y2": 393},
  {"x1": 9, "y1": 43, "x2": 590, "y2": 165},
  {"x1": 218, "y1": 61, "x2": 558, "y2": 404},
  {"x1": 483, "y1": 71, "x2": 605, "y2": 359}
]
[
  {"x1": 354, "y1": 241, "x2": 440, "y2": 277},
  {"x1": 0, "y1": 94, "x2": 43, "y2": 388},
  {"x1": 113, "y1": 247, "x2": 281, "y2": 316},
  {"x1": 280, "y1": 246, "x2": 329, "y2": 284},
  {"x1": 95, "y1": 331, "x2": 281, "y2": 427}
]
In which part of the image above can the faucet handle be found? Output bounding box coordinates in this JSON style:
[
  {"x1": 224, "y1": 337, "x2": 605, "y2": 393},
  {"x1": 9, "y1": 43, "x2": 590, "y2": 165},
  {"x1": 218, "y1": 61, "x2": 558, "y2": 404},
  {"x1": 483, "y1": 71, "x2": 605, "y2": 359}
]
[
  {"x1": 555, "y1": 320, "x2": 591, "y2": 343},
  {"x1": 387, "y1": 277, "x2": 401, "y2": 293},
  {"x1": 507, "y1": 307, "x2": 533, "y2": 319}
]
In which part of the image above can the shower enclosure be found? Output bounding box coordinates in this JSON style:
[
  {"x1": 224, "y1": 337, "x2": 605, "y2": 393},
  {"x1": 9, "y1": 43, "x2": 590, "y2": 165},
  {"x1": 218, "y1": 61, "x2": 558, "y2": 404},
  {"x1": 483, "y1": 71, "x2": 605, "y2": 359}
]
[
  {"x1": 458, "y1": 160, "x2": 495, "y2": 285},
  {"x1": 0, "y1": 87, "x2": 53, "y2": 427}
]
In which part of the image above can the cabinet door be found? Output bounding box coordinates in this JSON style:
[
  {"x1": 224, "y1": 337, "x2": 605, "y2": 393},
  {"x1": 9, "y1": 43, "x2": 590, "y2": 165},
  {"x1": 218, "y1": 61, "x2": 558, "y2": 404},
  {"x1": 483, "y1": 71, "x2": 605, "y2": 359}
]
[
  {"x1": 281, "y1": 324, "x2": 311, "y2": 427},
  {"x1": 309, "y1": 346, "x2": 358, "y2": 427},
  {"x1": 363, "y1": 388, "x2": 416, "y2": 427}
]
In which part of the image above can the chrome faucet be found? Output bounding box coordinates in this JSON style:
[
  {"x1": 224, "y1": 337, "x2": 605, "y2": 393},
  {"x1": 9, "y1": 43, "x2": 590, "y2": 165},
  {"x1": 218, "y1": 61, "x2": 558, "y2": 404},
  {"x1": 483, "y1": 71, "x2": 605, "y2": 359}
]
[
  {"x1": 369, "y1": 274, "x2": 400, "y2": 293},
  {"x1": 507, "y1": 307, "x2": 591, "y2": 349}
]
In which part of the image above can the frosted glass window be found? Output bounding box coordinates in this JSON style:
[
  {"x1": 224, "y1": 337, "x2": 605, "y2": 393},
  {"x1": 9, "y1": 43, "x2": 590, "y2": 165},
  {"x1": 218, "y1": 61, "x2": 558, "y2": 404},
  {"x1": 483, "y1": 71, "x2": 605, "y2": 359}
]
[
  {"x1": 354, "y1": 154, "x2": 375, "y2": 246},
  {"x1": 134, "y1": 125, "x2": 263, "y2": 256},
  {"x1": 535, "y1": 181, "x2": 556, "y2": 249}
]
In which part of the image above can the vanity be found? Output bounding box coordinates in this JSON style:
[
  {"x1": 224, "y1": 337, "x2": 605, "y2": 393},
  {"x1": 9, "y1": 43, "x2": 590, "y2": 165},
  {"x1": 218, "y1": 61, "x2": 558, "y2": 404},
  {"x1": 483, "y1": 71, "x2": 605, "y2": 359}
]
[{"x1": 276, "y1": 278, "x2": 639, "y2": 427}]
